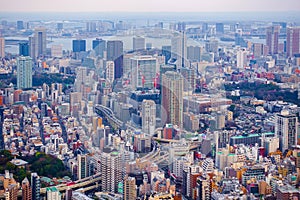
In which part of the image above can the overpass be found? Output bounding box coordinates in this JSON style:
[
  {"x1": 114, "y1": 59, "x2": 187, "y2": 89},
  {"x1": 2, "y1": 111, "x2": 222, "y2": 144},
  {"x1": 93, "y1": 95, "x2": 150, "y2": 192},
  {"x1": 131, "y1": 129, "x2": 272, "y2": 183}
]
[{"x1": 94, "y1": 105, "x2": 136, "y2": 131}]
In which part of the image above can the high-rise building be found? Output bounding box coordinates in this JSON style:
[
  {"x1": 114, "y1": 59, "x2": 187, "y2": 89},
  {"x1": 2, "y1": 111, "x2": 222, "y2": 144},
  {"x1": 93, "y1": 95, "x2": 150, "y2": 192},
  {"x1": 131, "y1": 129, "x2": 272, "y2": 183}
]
[
  {"x1": 142, "y1": 100, "x2": 156, "y2": 135},
  {"x1": 187, "y1": 46, "x2": 201, "y2": 62},
  {"x1": 286, "y1": 27, "x2": 300, "y2": 57},
  {"x1": 17, "y1": 56, "x2": 32, "y2": 89},
  {"x1": 253, "y1": 43, "x2": 264, "y2": 59},
  {"x1": 57, "y1": 23, "x2": 63, "y2": 31},
  {"x1": 0, "y1": 37, "x2": 5, "y2": 58},
  {"x1": 275, "y1": 110, "x2": 298, "y2": 152},
  {"x1": 171, "y1": 32, "x2": 187, "y2": 69},
  {"x1": 162, "y1": 46, "x2": 171, "y2": 64},
  {"x1": 105, "y1": 61, "x2": 115, "y2": 84},
  {"x1": 197, "y1": 175, "x2": 211, "y2": 200},
  {"x1": 31, "y1": 173, "x2": 41, "y2": 200},
  {"x1": 77, "y1": 154, "x2": 88, "y2": 180},
  {"x1": 237, "y1": 49, "x2": 247, "y2": 68},
  {"x1": 130, "y1": 56, "x2": 157, "y2": 89},
  {"x1": 72, "y1": 39, "x2": 86, "y2": 52},
  {"x1": 46, "y1": 187, "x2": 61, "y2": 200},
  {"x1": 22, "y1": 177, "x2": 32, "y2": 200},
  {"x1": 19, "y1": 42, "x2": 29, "y2": 56},
  {"x1": 31, "y1": 27, "x2": 47, "y2": 59},
  {"x1": 0, "y1": 106, "x2": 4, "y2": 150},
  {"x1": 133, "y1": 36, "x2": 145, "y2": 51},
  {"x1": 92, "y1": 38, "x2": 106, "y2": 58},
  {"x1": 17, "y1": 21, "x2": 24, "y2": 30},
  {"x1": 216, "y1": 23, "x2": 224, "y2": 34},
  {"x1": 86, "y1": 21, "x2": 97, "y2": 32},
  {"x1": 101, "y1": 148, "x2": 122, "y2": 193},
  {"x1": 123, "y1": 175, "x2": 137, "y2": 200},
  {"x1": 107, "y1": 40, "x2": 123, "y2": 79},
  {"x1": 161, "y1": 71, "x2": 184, "y2": 127},
  {"x1": 5, "y1": 184, "x2": 18, "y2": 200},
  {"x1": 266, "y1": 26, "x2": 279, "y2": 55}
]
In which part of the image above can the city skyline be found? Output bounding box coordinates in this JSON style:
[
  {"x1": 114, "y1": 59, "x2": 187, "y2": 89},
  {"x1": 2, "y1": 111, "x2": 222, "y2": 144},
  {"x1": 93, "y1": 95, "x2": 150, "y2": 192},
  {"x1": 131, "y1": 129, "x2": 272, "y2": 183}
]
[{"x1": 1, "y1": 0, "x2": 300, "y2": 12}]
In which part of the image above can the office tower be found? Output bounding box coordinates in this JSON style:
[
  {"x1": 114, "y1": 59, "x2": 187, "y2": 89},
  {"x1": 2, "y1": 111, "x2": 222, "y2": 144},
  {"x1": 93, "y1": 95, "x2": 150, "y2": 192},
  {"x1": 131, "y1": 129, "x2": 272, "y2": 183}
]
[
  {"x1": 130, "y1": 56, "x2": 156, "y2": 89},
  {"x1": 275, "y1": 110, "x2": 298, "y2": 152},
  {"x1": 0, "y1": 37, "x2": 5, "y2": 58},
  {"x1": 266, "y1": 26, "x2": 279, "y2": 55},
  {"x1": 101, "y1": 148, "x2": 122, "y2": 193},
  {"x1": 253, "y1": 43, "x2": 264, "y2": 59},
  {"x1": 51, "y1": 45, "x2": 62, "y2": 58},
  {"x1": 57, "y1": 23, "x2": 63, "y2": 31},
  {"x1": 286, "y1": 27, "x2": 300, "y2": 57},
  {"x1": 187, "y1": 46, "x2": 201, "y2": 62},
  {"x1": 142, "y1": 100, "x2": 156, "y2": 135},
  {"x1": 92, "y1": 38, "x2": 106, "y2": 58},
  {"x1": 105, "y1": 61, "x2": 115, "y2": 83},
  {"x1": 205, "y1": 39, "x2": 218, "y2": 53},
  {"x1": 19, "y1": 42, "x2": 29, "y2": 56},
  {"x1": 74, "y1": 66, "x2": 87, "y2": 92},
  {"x1": 123, "y1": 175, "x2": 137, "y2": 200},
  {"x1": 46, "y1": 187, "x2": 61, "y2": 200},
  {"x1": 216, "y1": 23, "x2": 224, "y2": 34},
  {"x1": 31, "y1": 173, "x2": 41, "y2": 200},
  {"x1": 0, "y1": 107, "x2": 4, "y2": 150},
  {"x1": 22, "y1": 177, "x2": 32, "y2": 200},
  {"x1": 107, "y1": 40, "x2": 123, "y2": 79},
  {"x1": 17, "y1": 56, "x2": 32, "y2": 89},
  {"x1": 237, "y1": 49, "x2": 247, "y2": 68},
  {"x1": 32, "y1": 27, "x2": 47, "y2": 59},
  {"x1": 171, "y1": 32, "x2": 187, "y2": 69},
  {"x1": 176, "y1": 22, "x2": 186, "y2": 32},
  {"x1": 161, "y1": 71, "x2": 184, "y2": 128},
  {"x1": 162, "y1": 46, "x2": 171, "y2": 64},
  {"x1": 181, "y1": 67, "x2": 195, "y2": 91},
  {"x1": 133, "y1": 36, "x2": 145, "y2": 51},
  {"x1": 17, "y1": 20, "x2": 24, "y2": 30},
  {"x1": 77, "y1": 154, "x2": 88, "y2": 180},
  {"x1": 202, "y1": 23, "x2": 208, "y2": 34},
  {"x1": 72, "y1": 39, "x2": 86, "y2": 52}
]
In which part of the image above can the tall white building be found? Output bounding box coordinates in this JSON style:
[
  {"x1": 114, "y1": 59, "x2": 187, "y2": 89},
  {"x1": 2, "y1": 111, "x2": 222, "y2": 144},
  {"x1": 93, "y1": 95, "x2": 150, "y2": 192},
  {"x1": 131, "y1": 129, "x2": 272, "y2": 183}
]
[
  {"x1": 171, "y1": 32, "x2": 187, "y2": 69},
  {"x1": 46, "y1": 187, "x2": 61, "y2": 200},
  {"x1": 237, "y1": 49, "x2": 247, "y2": 68},
  {"x1": 106, "y1": 61, "x2": 115, "y2": 84},
  {"x1": 101, "y1": 149, "x2": 122, "y2": 193},
  {"x1": 17, "y1": 56, "x2": 32, "y2": 89},
  {"x1": 130, "y1": 56, "x2": 156, "y2": 89},
  {"x1": 142, "y1": 100, "x2": 156, "y2": 135},
  {"x1": 0, "y1": 37, "x2": 5, "y2": 58},
  {"x1": 275, "y1": 110, "x2": 298, "y2": 152}
]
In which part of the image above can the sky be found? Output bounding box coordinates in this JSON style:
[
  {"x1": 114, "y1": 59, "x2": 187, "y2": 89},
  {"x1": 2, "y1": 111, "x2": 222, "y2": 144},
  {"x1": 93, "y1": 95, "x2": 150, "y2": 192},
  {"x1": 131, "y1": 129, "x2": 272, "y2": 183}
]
[{"x1": 1, "y1": 0, "x2": 300, "y2": 12}]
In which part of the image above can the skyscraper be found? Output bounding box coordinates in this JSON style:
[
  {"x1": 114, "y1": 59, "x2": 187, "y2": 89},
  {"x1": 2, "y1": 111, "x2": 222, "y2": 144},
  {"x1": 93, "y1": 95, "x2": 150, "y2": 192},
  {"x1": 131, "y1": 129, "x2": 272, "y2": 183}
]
[
  {"x1": 142, "y1": 100, "x2": 156, "y2": 135},
  {"x1": 133, "y1": 36, "x2": 145, "y2": 51},
  {"x1": 161, "y1": 71, "x2": 184, "y2": 128},
  {"x1": 19, "y1": 42, "x2": 29, "y2": 56},
  {"x1": 17, "y1": 21, "x2": 24, "y2": 30},
  {"x1": 33, "y1": 27, "x2": 47, "y2": 59},
  {"x1": 236, "y1": 49, "x2": 247, "y2": 68},
  {"x1": 105, "y1": 61, "x2": 115, "y2": 84},
  {"x1": 286, "y1": 27, "x2": 300, "y2": 57},
  {"x1": 216, "y1": 23, "x2": 224, "y2": 34},
  {"x1": 31, "y1": 173, "x2": 40, "y2": 200},
  {"x1": 72, "y1": 39, "x2": 86, "y2": 52},
  {"x1": 101, "y1": 148, "x2": 122, "y2": 193},
  {"x1": 171, "y1": 32, "x2": 187, "y2": 69},
  {"x1": 253, "y1": 43, "x2": 264, "y2": 59},
  {"x1": 162, "y1": 46, "x2": 171, "y2": 64},
  {"x1": 0, "y1": 106, "x2": 4, "y2": 150},
  {"x1": 275, "y1": 110, "x2": 298, "y2": 152},
  {"x1": 130, "y1": 56, "x2": 157, "y2": 89},
  {"x1": 92, "y1": 38, "x2": 106, "y2": 58},
  {"x1": 0, "y1": 37, "x2": 5, "y2": 58},
  {"x1": 266, "y1": 26, "x2": 279, "y2": 55},
  {"x1": 22, "y1": 177, "x2": 32, "y2": 200},
  {"x1": 17, "y1": 56, "x2": 32, "y2": 89},
  {"x1": 123, "y1": 175, "x2": 137, "y2": 200},
  {"x1": 77, "y1": 154, "x2": 88, "y2": 180},
  {"x1": 107, "y1": 40, "x2": 123, "y2": 79}
]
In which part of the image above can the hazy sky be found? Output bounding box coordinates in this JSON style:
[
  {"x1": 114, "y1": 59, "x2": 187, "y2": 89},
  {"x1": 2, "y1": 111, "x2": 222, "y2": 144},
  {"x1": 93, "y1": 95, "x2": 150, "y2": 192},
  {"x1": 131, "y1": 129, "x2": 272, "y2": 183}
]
[{"x1": 1, "y1": 0, "x2": 300, "y2": 12}]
